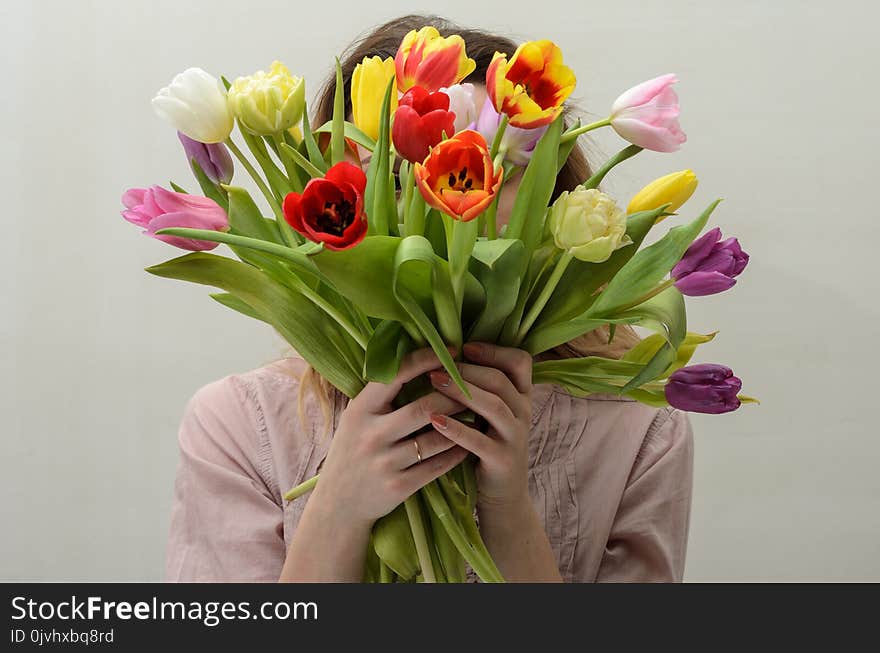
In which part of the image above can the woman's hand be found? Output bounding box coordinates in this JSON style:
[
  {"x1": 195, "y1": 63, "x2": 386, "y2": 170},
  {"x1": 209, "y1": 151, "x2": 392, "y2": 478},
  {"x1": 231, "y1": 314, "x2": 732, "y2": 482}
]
[
  {"x1": 426, "y1": 341, "x2": 534, "y2": 511},
  {"x1": 314, "y1": 345, "x2": 470, "y2": 527},
  {"x1": 426, "y1": 341, "x2": 563, "y2": 582},
  {"x1": 281, "y1": 346, "x2": 470, "y2": 581}
]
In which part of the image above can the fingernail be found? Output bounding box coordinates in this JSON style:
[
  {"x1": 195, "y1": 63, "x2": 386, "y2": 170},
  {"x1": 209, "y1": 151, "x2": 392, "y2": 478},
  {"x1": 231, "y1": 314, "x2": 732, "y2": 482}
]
[
  {"x1": 429, "y1": 370, "x2": 450, "y2": 387},
  {"x1": 431, "y1": 413, "x2": 447, "y2": 429},
  {"x1": 463, "y1": 342, "x2": 482, "y2": 359}
]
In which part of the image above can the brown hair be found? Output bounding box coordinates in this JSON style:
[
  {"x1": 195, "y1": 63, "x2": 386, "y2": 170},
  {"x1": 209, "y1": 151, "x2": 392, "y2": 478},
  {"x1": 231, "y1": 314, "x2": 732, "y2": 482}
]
[{"x1": 286, "y1": 14, "x2": 640, "y2": 432}]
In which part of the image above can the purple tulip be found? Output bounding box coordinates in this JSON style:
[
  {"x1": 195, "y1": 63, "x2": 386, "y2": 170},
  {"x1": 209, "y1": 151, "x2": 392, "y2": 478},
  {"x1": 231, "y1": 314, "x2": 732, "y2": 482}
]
[
  {"x1": 665, "y1": 364, "x2": 742, "y2": 414},
  {"x1": 177, "y1": 131, "x2": 234, "y2": 184},
  {"x1": 470, "y1": 97, "x2": 548, "y2": 166},
  {"x1": 121, "y1": 185, "x2": 229, "y2": 251},
  {"x1": 672, "y1": 227, "x2": 749, "y2": 296}
]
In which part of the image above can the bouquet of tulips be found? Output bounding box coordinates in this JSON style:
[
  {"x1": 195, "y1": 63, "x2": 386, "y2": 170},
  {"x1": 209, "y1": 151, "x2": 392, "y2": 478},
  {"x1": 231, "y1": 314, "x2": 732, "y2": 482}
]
[{"x1": 123, "y1": 27, "x2": 754, "y2": 582}]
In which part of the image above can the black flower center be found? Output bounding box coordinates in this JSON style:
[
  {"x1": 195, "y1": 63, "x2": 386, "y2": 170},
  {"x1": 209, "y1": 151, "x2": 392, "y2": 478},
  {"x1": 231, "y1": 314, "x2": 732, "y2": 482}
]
[{"x1": 316, "y1": 199, "x2": 354, "y2": 236}]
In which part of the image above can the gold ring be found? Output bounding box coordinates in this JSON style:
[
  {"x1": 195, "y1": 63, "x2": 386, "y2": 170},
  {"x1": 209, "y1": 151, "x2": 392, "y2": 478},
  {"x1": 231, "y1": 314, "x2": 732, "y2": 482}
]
[{"x1": 413, "y1": 438, "x2": 422, "y2": 464}]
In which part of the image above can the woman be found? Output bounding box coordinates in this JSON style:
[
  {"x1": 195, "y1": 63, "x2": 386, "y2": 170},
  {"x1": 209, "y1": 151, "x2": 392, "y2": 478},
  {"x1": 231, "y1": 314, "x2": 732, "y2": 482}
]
[{"x1": 165, "y1": 14, "x2": 694, "y2": 583}]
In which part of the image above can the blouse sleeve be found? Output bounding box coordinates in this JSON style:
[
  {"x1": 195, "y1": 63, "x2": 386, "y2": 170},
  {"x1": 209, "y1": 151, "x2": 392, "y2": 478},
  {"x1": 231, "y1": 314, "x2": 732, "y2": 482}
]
[
  {"x1": 164, "y1": 375, "x2": 286, "y2": 582},
  {"x1": 595, "y1": 408, "x2": 695, "y2": 582}
]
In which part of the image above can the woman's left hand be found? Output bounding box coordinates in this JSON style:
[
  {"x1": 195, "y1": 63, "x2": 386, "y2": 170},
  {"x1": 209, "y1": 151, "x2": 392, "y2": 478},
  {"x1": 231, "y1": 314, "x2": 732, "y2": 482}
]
[{"x1": 427, "y1": 341, "x2": 533, "y2": 511}]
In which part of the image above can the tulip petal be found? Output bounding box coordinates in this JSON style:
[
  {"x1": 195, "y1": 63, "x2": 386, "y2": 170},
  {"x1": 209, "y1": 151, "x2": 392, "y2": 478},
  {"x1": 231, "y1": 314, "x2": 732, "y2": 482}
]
[
  {"x1": 611, "y1": 74, "x2": 679, "y2": 116},
  {"x1": 672, "y1": 227, "x2": 722, "y2": 278},
  {"x1": 674, "y1": 270, "x2": 737, "y2": 296}
]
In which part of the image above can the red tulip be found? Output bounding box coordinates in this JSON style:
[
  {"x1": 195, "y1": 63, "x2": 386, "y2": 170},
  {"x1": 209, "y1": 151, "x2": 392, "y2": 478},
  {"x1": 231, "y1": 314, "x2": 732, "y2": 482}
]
[
  {"x1": 391, "y1": 86, "x2": 457, "y2": 164},
  {"x1": 414, "y1": 130, "x2": 502, "y2": 222},
  {"x1": 282, "y1": 162, "x2": 368, "y2": 250}
]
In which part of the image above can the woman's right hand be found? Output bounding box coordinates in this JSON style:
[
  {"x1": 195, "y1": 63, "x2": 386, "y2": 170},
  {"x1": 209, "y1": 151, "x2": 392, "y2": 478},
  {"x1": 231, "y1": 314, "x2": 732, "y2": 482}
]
[{"x1": 310, "y1": 345, "x2": 470, "y2": 527}]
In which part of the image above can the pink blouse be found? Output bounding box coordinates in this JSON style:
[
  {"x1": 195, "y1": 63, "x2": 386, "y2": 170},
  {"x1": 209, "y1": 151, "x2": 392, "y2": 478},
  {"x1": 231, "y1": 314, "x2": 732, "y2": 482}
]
[{"x1": 165, "y1": 355, "x2": 694, "y2": 582}]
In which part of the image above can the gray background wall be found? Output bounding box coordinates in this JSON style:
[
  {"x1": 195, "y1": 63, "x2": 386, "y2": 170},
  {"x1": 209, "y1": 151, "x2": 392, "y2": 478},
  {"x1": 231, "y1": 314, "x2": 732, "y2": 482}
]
[{"x1": 2, "y1": 0, "x2": 877, "y2": 581}]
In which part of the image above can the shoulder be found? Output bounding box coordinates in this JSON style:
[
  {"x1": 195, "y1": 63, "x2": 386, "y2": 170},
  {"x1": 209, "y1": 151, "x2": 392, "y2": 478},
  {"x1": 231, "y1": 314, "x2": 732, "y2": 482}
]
[
  {"x1": 533, "y1": 382, "x2": 693, "y2": 468},
  {"x1": 179, "y1": 355, "x2": 326, "y2": 466}
]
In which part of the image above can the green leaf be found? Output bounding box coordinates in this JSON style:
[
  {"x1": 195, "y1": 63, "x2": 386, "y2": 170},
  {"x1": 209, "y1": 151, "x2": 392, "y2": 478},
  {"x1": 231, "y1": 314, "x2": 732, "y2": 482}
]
[
  {"x1": 589, "y1": 200, "x2": 720, "y2": 316},
  {"x1": 556, "y1": 117, "x2": 580, "y2": 174},
  {"x1": 466, "y1": 238, "x2": 526, "y2": 342},
  {"x1": 393, "y1": 236, "x2": 470, "y2": 398},
  {"x1": 364, "y1": 320, "x2": 413, "y2": 383},
  {"x1": 365, "y1": 78, "x2": 396, "y2": 236},
  {"x1": 151, "y1": 227, "x2": 324, "y2": 284},
  {"x1": 299, "y1": 99, "x2": 328, "y2": 172},
  {"x1": 372, "y1": 503, "x2": 420, "y2": 580},
  {"x1": 224, "y1": 185, "x2": 283, "y2": 243},
  {"x1": 330, "y1": 58, "x2": 345, "y2": 165},
  {"x1": 623, "y1": 330, "x2": 717, "y2": 376},
  {"x1": 279, "y1": 142, "x2": 325, "y2": 179},
  {"x1": 169, "y1": 181, "x2": 189, "y2": 194},
  {"x1": 614, "y1": 286, "x2": 687, "y2": 393},
  {"x1": 504, "y1": 115, "x2": 564, "y2": 252},
  {"x1": 581, "y1": 144, "x2": 643, "y2": 190},
  {"x1": 315, "y1": 120, "x2": 377, "y2": 152},
  {"x1": 145, "y1": 252, "x2": 364, "y2": 397},
  {"x1": 208, "y1": 292, "x2": 267, "y2": 322},
  {"x1": 189, "y1": 158, "x2": 228, "y2": 211}
]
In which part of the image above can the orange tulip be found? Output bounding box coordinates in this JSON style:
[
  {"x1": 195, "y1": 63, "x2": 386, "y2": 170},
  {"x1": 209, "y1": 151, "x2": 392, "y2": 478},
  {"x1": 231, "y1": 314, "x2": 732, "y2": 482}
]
[
  {"x1": 395, "y1": 26, "x2": 476, "y2": 93},
  {"x1": 414, "y1": 130, "x2": 503, "y2": 222},
  {"x1": 486, "y1": 40, "x2": 575, "y2": 129}
]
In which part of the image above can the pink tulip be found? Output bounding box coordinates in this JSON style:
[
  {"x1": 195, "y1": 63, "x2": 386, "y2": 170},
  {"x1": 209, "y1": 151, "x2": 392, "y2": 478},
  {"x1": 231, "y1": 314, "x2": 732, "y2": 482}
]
[
  {"x1": 610, "y1": 74, "x2": 687, "y2": 152},
  {"x1": 121, "y1": 185, "x2": 229, "y2": 250}
]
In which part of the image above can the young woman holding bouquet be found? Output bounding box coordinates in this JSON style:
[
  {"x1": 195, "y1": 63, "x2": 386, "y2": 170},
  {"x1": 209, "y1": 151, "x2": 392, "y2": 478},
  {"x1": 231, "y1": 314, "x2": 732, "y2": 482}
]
[{"x1": 164, "y1": 15, "x2": 695, "y2": 583}]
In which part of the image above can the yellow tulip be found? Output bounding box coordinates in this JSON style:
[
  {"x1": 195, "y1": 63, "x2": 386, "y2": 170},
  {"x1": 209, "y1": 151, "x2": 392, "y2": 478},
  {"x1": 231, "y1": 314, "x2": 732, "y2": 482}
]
[
  {"x1": 228, "y1": 61, "x2": 306, "y2": 135},
  {"x1": 351, "y1": 56, "x2": 398, "y2": 142},
  {"x1": 627, "y1": 169, "x2": 698, "y2": 220}
]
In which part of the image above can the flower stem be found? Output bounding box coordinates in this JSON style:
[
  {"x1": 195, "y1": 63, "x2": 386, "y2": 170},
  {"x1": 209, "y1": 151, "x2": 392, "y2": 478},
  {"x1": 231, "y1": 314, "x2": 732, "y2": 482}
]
[
  {"x1": 283, "y1": 473, "x2": 318, "y2": 501},
  {"x1": 559, "y1": 117, "x2": 612, "y2": 144},
  {"x1": 489, "y1": 114, "x2": 509, "y2": 160},
  {"x1": 581, "y1": 144, "x2": 644, "y2": 190},
  {"x1": 515, "y1": 249, "x2": 574, "y2": 344},
  {"x1": 405, "y1": 494, "x2": 437, "y2": 583}
]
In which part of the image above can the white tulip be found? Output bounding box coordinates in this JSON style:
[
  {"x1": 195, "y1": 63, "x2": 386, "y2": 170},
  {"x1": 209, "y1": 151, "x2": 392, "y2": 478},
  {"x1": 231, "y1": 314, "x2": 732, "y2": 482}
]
[
  {"x1": 440, "y1": 83, "x2": 478, "y2": 134},
  {"x1": 152, "y1": 67, "x2": 233, "y2": 144}
]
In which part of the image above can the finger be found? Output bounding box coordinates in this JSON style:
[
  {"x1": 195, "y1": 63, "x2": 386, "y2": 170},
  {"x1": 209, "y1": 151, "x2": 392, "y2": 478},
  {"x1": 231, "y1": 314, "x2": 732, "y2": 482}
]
[
  {"x1": 454, "y1": 361, "x2": 529, "y2": 421},
  {"x1": 383, "y1": 391, "x2": 467, "y2": 440},
  {"x1": 429, "y1": 413, "x2": 501, "y2": 462},
  {"x1": 397, "y1": 445, "x2": 469, "y2": 497},
  {"x1": 389, "y1": 430, "x2": 457, "y2": 470},
  {"x1": 462, "y1": 342, "x2": 533, "y2": 394},
  {"x1": 358, "y1": 344, "x2": 458, "y2": 408},
  {"x1": 428, "y1": 370, "x2": 517, "y2": 439}
]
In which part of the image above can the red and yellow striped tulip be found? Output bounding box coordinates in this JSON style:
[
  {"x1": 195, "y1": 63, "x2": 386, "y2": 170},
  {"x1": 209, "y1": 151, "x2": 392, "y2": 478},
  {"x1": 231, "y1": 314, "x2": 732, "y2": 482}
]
[
  {"x1": 394, "y1": 26, "x2": 476, "y2": 93},
  {"x1": 414, "y1": 130, "x2": 502, "y2": 222},
  {"x1": 486, "y1": 40, "x2": 575, "y2": 129}
]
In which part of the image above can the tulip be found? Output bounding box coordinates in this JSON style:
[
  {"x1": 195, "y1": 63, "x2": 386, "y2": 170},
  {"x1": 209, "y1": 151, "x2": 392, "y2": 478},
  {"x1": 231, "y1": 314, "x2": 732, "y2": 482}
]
[
  {"x1": 151, "y1": 68, "x2": 233, "y2": 144},
  {"x1": 282, "y1": 161, "x2": 368, "y2": 250},
  {"x1": 352, "y1": 56, "x2": 398, "y2": 142},
  {"x1": 413, "y1": 130, "x2": 502, "y2": 222},
  {"x1": 486, "y1": 40, "x2": 575, "y2": 129},
  {"x1": 473, "y1": 96, "x2": 547, "y2": 166},
  {"x1": 395, "y1": 26, "x2": 476, "y2": 93},
  {"x1": 627, "y1": 170, "x2": 697, "y2": 217},
  {"x1": 547, "y1": 188, "x2": 633, "y2": 263},
  {"x1": 392, "y1": 87, "x2": 456, "y2": 164},
  {"x1": 440, "y1": 83, "x2": 478, "y2": 134},
  {"x1": 121, "y1": 186, "x2": 229, "y2": 251},
  {"x1": 610, "y1": 74, "x2": 686, "y2": 152},
  {"x1": 228, "y1": 61, "x2": 306, "y2": 135},
  {"x1": 665, "y1": 364, "x2": 742, "y2": 414},
  {"x1": 672, "y1": 227, "x2": 749, "y2": 296},
  {"x1": 177, "y1": 132, "x2": 234, "y2": 185}
]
